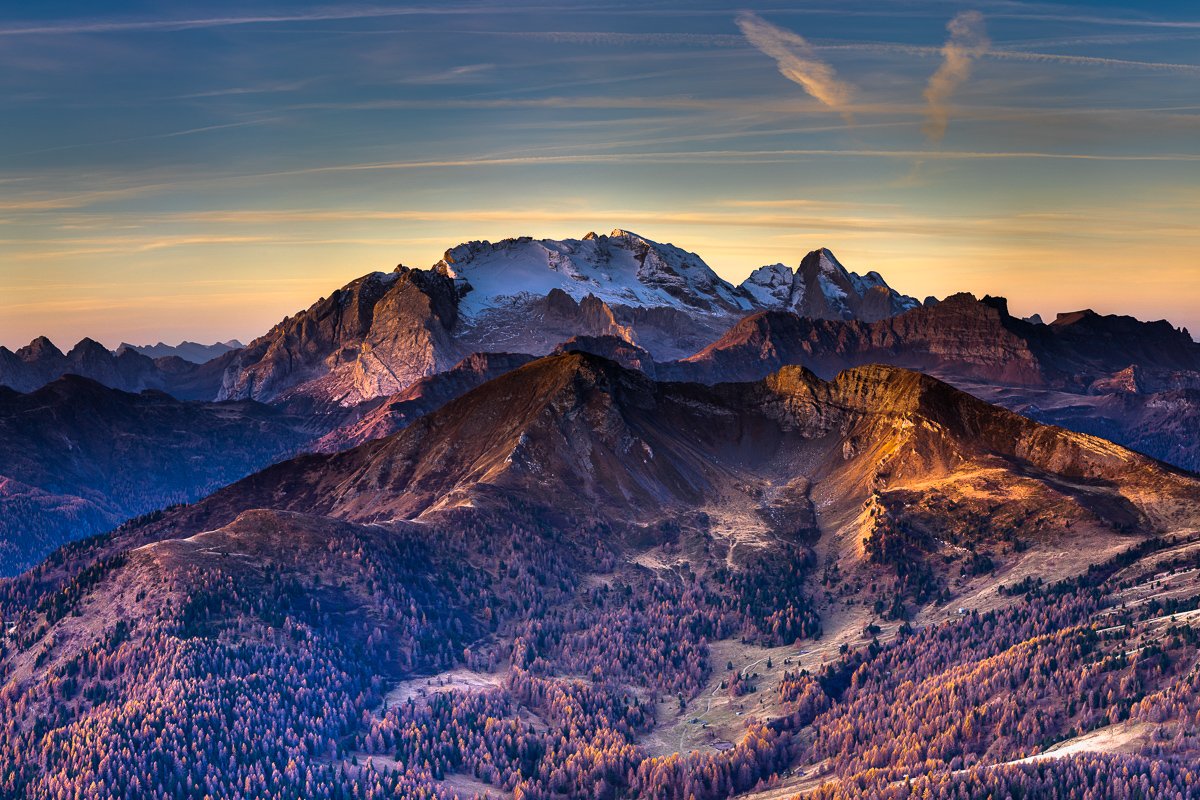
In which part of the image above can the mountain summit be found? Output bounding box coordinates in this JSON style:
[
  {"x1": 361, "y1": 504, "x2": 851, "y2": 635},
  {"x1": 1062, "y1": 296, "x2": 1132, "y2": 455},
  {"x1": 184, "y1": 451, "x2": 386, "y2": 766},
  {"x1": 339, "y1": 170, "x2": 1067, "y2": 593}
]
[
  {"x1": 440, "y1": 229, "x2": 753, "y2": 316},
  {"x1": 740, "y1": 248, "x2": 920, "y2": 322}
]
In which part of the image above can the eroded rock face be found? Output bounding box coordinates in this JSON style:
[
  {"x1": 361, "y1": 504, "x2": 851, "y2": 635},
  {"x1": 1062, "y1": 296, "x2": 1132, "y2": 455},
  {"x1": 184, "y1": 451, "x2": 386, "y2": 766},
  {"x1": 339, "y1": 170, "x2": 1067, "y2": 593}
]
[
  {"x1": 217, "y1": 269, "x2": 465, "y2": 405},
  {"x1": 885, "y1": 295, "x2": 1045, "y2": 384},
  {"x1": 1039, "y1": 308, "x2": 1200, "y2": 391},
  {"x1": 457, "y1": 290, "x2": 639, "y2": 357},
  {"x1": 671, "y1": 294, "x2": 1044, "y2": 386},
  {"x1": 311, "y1": 351, "x2": 537, "y2": 452},
  {"x1": 1091, "y1": 365, "x2": 1144, "y2": 395},
  {"x1": 216, "y1": 271, "x2": 397, "y2": 402}
]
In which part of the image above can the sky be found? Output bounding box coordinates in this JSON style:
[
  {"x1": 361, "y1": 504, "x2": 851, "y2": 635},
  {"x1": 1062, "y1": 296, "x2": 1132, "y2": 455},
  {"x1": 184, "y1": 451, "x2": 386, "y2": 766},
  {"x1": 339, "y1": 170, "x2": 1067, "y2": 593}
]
[{"x1": 2, "y1": 0, "x2": 1199, "y2": 349}]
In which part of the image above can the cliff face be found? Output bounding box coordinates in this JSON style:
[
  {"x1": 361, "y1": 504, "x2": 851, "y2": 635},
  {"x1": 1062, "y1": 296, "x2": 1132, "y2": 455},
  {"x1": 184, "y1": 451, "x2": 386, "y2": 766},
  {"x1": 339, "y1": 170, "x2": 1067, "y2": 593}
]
[
  {"x1": 217, "y1": 268, "x2": 465, "y2": 405},
  {"x1": 310, "y1": 352, "x2": 537, "y2": 453},
  {"x1": 671, "y1": 294, "x2": 1044, "y2": 386},
  {"x1": 673, "y1": 293, "x2": 1200, "y2": 392}
]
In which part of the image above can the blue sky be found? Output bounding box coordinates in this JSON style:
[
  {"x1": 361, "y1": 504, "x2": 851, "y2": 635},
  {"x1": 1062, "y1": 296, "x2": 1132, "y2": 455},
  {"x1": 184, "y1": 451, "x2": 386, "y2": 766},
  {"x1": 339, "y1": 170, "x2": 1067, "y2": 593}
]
[{"x1": 2, "y1": 0, "x2": 1199, "y2": 347}]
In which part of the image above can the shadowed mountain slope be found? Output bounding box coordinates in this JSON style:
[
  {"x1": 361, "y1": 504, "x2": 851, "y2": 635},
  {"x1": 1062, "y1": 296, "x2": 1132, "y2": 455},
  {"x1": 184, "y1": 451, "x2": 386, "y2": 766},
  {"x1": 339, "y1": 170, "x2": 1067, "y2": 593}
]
[{"x1": 0, "y1": 376, "x2": 310, "y2": 574}]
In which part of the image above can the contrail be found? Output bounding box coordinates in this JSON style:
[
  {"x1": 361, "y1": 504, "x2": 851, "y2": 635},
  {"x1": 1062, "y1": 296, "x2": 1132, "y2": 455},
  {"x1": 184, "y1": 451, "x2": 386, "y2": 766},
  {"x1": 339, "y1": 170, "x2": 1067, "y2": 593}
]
[
  {"x1": 736, "y1": 11, "x2": 855, "y2": 118},
  {"x1": 924, "y1": 11, "x2": 990, "y2": 143}
]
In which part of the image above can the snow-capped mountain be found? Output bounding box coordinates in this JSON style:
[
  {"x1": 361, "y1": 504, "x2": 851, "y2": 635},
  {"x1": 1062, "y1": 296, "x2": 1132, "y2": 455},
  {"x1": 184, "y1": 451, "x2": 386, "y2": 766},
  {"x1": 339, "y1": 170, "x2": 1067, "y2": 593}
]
[
  {"x1": 204, "y1": 231, "x2": 921, "y2": 406},
  {"x1": 740, "y1": 248, "x2": 920, "y2": 322},
  {"x1": 439, "y1": 229, "x2": 753, "y2": 317},
  {"x1": 3, "y1": 231, "x2": 925, "y2": 407}
]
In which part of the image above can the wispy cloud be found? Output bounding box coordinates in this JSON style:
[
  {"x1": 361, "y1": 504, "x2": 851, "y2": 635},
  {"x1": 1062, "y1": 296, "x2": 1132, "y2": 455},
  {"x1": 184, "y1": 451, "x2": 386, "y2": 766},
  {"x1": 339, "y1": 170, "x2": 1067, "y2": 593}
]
[
  {"x1": 7, "y1": 145, "x2": 1200, "y2": 217},
  {"x1": 9, "y1": 119, "x2": 276, "y2": 158},
  {"x1": 16, "y1": 203, "x2": 1199, "y2": 264},
  {"x1": 0, "y1": 7, "x2": 557, "y2": 37},
  {"x1": 400, "y1": 63, "x2": 495, "y2": 84},
  {"x1": 812, "y1": 39, "x2": 1200, "y2": 74},
  {"x1": 998, "y1": 31, "x2": 1200, "y2": 49},
  {"x1": 990, "y1": 13, "x2": 1200, "y2": 31},
  {"x1": 279, "y1": 96, "x2": 824, "y2": 113},
  {"x1": 735, "y1": 11, "x2": 855, "y2": 118},
  {"x1": 986, "y1": 48, "x2": 1200, "y2": 74},
  {"x1": 174, "y1": 80, "x2": 312, "y2": 99},
  {"x1": 924, "y1": 11, "x2": 990, "y2": 143},
  {"x1": 488, "y1": 31, "x2": 743, "y2": 48},
  {"x1": 0, "y1": 183, "x2": 174, "y2": 212},
  {"x1": 247, "y1": 149, "x2": 1200, "y2": 181}
]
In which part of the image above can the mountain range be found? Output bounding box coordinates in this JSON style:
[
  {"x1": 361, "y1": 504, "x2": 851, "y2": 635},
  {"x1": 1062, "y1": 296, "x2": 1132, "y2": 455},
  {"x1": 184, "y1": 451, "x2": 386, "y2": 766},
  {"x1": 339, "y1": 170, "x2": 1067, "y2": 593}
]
[
  {"x1": 2, "y1": 347, "x2": 1199, "y2": 798},
  {"x1": 212, "y1": 230, "x2": 921, "y2": 407},
  {"x1": 666, "y1": 294, "x2": 1200, "y2": 473},
  {"x1": 118, "y1": 339, "x2": 244, "y2": 363},
  {"x1": 121, "y1": 352, "x2": 1200, "y2": 561},
  {"x1": 3, "y1": 229, "x2": 1200, "y2": 798},
  {"x1": 0, "y1": 335, "x2": 228, "y2": 398},
  {"x1": 2, "y1": 231, "x2": 1197, "y2": 579}
]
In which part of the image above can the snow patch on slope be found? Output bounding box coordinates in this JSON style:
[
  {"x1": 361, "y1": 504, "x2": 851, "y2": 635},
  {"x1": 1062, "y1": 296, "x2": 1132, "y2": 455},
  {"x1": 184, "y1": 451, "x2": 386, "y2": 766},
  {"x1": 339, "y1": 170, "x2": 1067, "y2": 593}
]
[{"x1": 741, "y1": 264, "x2": 794, "y2": 308}]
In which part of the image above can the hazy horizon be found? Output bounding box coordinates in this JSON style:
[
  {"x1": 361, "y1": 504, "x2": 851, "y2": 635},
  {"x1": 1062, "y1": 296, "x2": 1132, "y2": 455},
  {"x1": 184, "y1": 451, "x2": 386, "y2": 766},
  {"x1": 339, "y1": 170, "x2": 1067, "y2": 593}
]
[{"x1": 3, "y1": 0, "x2": 1199, "y2": 348}]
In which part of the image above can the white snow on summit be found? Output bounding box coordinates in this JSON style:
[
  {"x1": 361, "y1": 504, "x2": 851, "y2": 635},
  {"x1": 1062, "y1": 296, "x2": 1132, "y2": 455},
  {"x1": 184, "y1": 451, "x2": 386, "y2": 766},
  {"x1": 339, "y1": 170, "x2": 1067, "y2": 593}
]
[
  {"x1": 740, "y1": 263, "x2": 794, "y2": 308},
  {"x1": 429, "y1": 231, "x2": 919, "y2": 328},
  {"x1": 817, "y1": 249, "x2": 841, "y2": 275},
  {"x1": 437, "y1": 229, "x2": 752, "y2": 318},
  {"x1": 738, "y1": 247, "x2": 919, "y2": 321}
]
